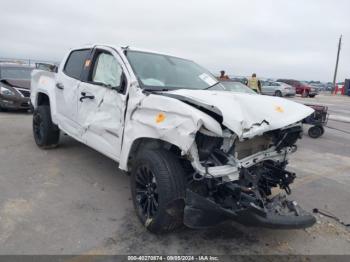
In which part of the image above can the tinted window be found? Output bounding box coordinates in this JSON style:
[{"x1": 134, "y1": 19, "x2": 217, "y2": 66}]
[
  {"x1": 64, "y1": 49, "x2": 90, "y2": 79},
  {"x1": 92, "y1": 52, "x2": 122, "y2": 87}
]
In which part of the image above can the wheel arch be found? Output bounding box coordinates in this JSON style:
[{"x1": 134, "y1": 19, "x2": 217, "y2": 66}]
[
  {"x1": 275, "y1": 90, "x2": 283, "y2": 96},
  {"x1": 36, "y1": 92, "x2": 50, "y2": 107},
  {"x1": 123, "y1": 137, "x2": 184, "y2": 172},
  {"x1": 119, "y1": 94, "x2": 223, "y2": 171}
]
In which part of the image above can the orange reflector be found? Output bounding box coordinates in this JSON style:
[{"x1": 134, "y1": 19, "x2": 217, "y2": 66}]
[
  {"x1": 156, "y1": 113, "x2": 166, "y2": 123},
  {"x1": 275, "y1": 106, "x2": 284, "y2": 113}
]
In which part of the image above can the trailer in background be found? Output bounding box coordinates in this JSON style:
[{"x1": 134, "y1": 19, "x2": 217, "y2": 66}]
[{"x1": 303, "y1": 104, "x2": 329, "y2": 138}]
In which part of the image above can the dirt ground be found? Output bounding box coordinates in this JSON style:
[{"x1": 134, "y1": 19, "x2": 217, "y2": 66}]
[{"x1": 0, "y1": 94, "x2": 349, "y2": 255}]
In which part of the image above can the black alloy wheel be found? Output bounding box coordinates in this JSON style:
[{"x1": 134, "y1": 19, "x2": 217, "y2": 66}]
[
  {"x1": 32, "y1": 105, "x2": 60, "y2": 148},
  {"x1": 135, "y1": 166, "x2": 159, "y2": 219},
  {"x1": 130, "y1": 149, "x2": 186, "y2": 233}
]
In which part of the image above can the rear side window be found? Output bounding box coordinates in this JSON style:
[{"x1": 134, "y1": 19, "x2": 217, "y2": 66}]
[{"x1": 64, "y1": 49, "x2": 90, "y2": 80}]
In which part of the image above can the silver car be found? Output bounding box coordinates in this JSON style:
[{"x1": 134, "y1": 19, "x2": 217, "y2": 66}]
[{"x1": 261, "y1": 81, "x2": 296, "y2": 97}]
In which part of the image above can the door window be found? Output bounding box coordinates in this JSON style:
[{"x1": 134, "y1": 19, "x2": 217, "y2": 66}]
[
  {"x1": 92, "y1": 53, "x2": 122, "y2": 88},
  {"x1": 64, "y1": 49, "x2": 91, "y2": 80}
]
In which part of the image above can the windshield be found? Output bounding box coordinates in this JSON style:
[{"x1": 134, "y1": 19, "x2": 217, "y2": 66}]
[
  {"x1": 126, "y1": 51, "x2": 222, "y2": 91},
  {"x1": 220, "y1": 81, "x2": 256, "y2": 94},
  {"x1": 0, "y1": 67, "x2": 33, "y2": 80}
]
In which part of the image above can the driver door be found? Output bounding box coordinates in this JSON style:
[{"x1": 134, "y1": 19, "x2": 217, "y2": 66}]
[{"x1": 77, "y1": 48, "x2": 127, "y2": 161}]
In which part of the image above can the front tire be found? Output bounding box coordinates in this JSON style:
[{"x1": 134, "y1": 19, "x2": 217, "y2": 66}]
[
  {"x1": 131, "y1": 149, "x2": 186, "y2": 234},
  {"x1": 33, "y1": 105, "x2": 60, "y2": 148}
]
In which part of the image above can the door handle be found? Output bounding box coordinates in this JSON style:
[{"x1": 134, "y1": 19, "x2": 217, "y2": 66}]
[
  {"x1": 80, "y1": 92, "x2": 95, "y2": 102},
  {"x1": 56, "y1": 83, "x2": 64, "y2": 90}
]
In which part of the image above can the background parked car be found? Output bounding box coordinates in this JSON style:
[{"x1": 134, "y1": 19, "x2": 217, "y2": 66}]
[
  {"x1": 309, "y1": 83, "x2": 326, "y2": 92},
  {"x1": 261, "y1": 81, "x2": 296, "y2": 97},
  {"x1": 0, "y1": 63, "x2": 33, "y2": 111},
  {"x1": 277, "y1": 79, "x2": 318, "y2": 98},
  {"x1": 220, "y1": 80, "x2": 257, "y2": 94},
  {"x1": 230, "y1": 77, "x2": 248, "y2": 85}
]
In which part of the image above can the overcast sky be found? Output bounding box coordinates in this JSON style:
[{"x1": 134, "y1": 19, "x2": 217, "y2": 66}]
[{"x1": 1, "y1": 0, "x2": 349, "y2": 82}]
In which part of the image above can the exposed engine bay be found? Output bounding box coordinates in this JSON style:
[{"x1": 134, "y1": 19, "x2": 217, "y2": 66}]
[{"x1": 183, "y1": 124, "x2": 316, "y2": 229}]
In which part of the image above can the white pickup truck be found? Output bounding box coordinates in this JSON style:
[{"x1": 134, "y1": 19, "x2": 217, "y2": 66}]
[{"x1": 31, "y1": 45, "x2": 316, "y2": 233}]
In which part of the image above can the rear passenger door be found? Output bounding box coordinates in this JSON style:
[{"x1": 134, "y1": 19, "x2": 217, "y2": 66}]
[
  {"x1": 56, "y1": 49, "x2": 91, "y2": 138},
  {"x1": 77, "y1": 47, "x2": 127, "y2": 161}
]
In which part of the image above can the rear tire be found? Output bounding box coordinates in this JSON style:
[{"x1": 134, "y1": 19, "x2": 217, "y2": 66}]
[
  {"x1": 33, "y1": 105, "x2": 60, "y2": 148},
  {"x1": 275, "y1": 90, "x2": 282, "y2": 97},
  {"x1": 131, "y1": 149, "x2": 186, "y2": 234},
  {"x1": 302, "y1": 90, "x2": 309, "y2": 98},
  {"x1": 309, "y1": 94, "x2": 316, "y2": 98}
]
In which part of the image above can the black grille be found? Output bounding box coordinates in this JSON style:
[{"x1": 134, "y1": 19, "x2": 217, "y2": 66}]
[{"x1": 18, "y1": 89, "x2": 30, "y2": 97}]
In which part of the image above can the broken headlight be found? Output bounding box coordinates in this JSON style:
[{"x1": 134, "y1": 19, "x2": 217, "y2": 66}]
[{"x1": 0, "y1": 86, "x2": 16, "y2": 96}]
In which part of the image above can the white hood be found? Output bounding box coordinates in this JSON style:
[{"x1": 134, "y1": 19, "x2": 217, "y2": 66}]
[{"x1": 166, "y1": 90, "x2": 314, "y2": 139}]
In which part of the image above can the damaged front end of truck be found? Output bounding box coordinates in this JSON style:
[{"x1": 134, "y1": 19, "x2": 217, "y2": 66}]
[
  {"x1": 163, "y1": 90, "x2": 316, "y2": 229},
  {"x1": 184, "y1": 124, "x2": 316, "y2": 229},
  {"x1": 125, "y1": 88, "x2": 316, "y2": 230}
]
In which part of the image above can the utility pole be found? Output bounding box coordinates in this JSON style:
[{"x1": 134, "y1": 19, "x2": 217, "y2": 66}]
[{"x1": 332, "y1": 35, "x2": 342, "y2": 93}]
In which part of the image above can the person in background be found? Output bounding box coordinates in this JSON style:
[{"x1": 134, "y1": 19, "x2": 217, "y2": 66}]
[
  {"x1": 247, "y1": 73, "x2": 261, "y2": 93},
  {"x1": 218, "y1": 70, "x2": 229, "y2": 80}
]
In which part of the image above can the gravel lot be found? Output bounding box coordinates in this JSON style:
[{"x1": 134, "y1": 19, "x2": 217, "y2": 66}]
[{"x1": 0, "y1": 94, "x2": 349, "y2": 255}]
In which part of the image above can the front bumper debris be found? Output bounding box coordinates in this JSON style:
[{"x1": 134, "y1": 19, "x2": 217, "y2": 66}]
[{"x1": 184, "y1": 190, "x2": 316, "y2": 229}]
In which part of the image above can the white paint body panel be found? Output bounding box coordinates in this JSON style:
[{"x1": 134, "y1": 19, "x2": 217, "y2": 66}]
[{"x1": 78, "y1": 81, "x2": 126, "y2": 160}]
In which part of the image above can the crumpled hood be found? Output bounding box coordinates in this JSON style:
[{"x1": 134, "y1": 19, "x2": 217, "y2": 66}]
[{"x1": 164, "y1": 89, "x2": 314, "y2": 139}]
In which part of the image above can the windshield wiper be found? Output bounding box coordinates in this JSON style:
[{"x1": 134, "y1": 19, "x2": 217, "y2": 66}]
[
  {"x1": 144, "y1": 88, "x2": 170, "y2": 92},
  {"x1": 203, "y1": 81, "x2": 220, "y2": 90}
]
